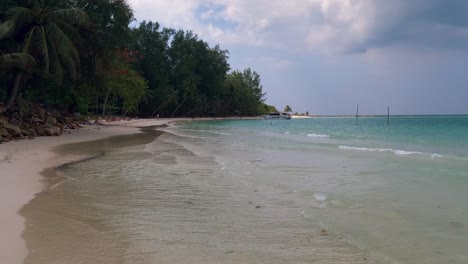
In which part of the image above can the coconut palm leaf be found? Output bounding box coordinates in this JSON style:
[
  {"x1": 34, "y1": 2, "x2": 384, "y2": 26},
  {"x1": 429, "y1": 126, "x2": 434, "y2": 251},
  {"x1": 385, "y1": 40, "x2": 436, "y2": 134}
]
[
  {"x1": 0, "y1": 52, "x2": 36, "y2": 72},
  {"x1": 49, "y1": 9, "x2": 89, "y2": 26},
  {"x1": 0, "y1": 0, "x2": 89, "y2": 109}
]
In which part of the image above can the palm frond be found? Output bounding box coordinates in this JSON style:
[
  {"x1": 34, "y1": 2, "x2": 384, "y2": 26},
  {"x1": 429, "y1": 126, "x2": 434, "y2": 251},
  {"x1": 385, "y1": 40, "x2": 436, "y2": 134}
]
[
  {"x1": 47, "y1": 21, "x2": 80, "y2": 80},
  {"x1": 6, "y1": 6, "x2": 35, "y2": 36},
  {"x1": 50, "y1": 9, "x2": 89, "y2": 26},
  {"x1": 54, "y1": 19, "x2": 83, "y2": 47},
  {"x1": 47, "y1": 39, "x2": 63, "y2": 84},
  {"x1": 0, "y1": 53, "x2": 36, "y2": 72},
  {"x1": 0, "y1": 21, "x2": 14, "y2": 40},
  {"x1": 35, "y1": 25, "x2": 49, "y2": 73}
]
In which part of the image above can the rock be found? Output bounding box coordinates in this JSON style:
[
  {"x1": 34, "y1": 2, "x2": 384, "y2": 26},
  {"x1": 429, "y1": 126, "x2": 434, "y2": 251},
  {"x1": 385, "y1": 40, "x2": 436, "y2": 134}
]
[
  {"x1": 9, "y1": 117, "x2": 22, "y2": 127},
  {"x1": 30, "y1": 117, "x2": 44, "y2": 123},
  {"x1": 44, "y1": 126, "x2": 61, "y2": 136},
  {"x1": 35, "y1": 127, "x2": 46, "y2": 136},
  {"x1": 11, "y1": 112, "x2": 20, "y2": 120},
  {"x1": 35, "y1": 107, "x2": 46, "y2": 120},
  {"x1": 46, "y1": 116, "x2": 57, "y2": 126},
  {"x1": 3, "y1": 123, "x2": 22, "y2": 137},
  {"x1": 57, "y1": 116, "x2": 66, "y2": 124},
  {"x1": 68, "y1": 122, "x2": 80, "y2": 129},
  {"x1": 0, "y1": 106, "x2": 6, "y2": 114},
  {"x1": 0, "y1": 128, "x2": 9, "y2": 137},
  {"x1": 56, "y1": 122, "x2": 65, "y2": 131},
  {"x1": 27, "y1": 128, "x2": 37, "y2": 137}
]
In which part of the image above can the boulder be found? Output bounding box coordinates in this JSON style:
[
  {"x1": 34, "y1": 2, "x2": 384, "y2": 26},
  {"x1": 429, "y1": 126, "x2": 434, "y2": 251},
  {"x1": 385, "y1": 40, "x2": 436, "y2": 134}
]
[
  {"x1": 44, "y1": 126, "x2": 61, "y2": 136},
  {"x1": 0, "y1": 106, "x2": 6, "y2": 114},
  {"x1": 46, "y1": 116, "x2": 57, "y2": 126},
  {"x1": 34, "y1": 106, "x2": 46, "y2": 120},
  {"x1": 28, "y1": 128, "x2": 37, "y2": 137},
  {"x1": 56, "y1": 122, "x2": 66, "y2": 131},
  {"x1": 30, "y1": 117, "x2": 44, "y2": 123},
  {"x1": 11, "y1": 112, "x2": 20, "y2": 120},
  {"x1": 3, "y1": 123, "x2": 22, "y2": 137},
  {"x1": 35, "y1": 127, "x2": 46, "y2": 136},
  {"x1": 27, "y1": 128, "x2": 37, "y2": 137},
  {"x1": 9, "y1": 117, "x2": 22, "y2": 127},
  {"x1": 68, "y1": 122, "x2": 80, "y2": 129},
  {"x1": 0, "y1": 128, "x2": 9, "y2": 137}
]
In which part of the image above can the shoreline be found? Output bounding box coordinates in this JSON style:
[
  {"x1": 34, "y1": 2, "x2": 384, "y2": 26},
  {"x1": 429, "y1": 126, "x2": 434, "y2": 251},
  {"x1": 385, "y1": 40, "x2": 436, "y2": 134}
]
[
  {"x1": 0, "y1": 116, "x2": 261, "y2": 264},
  {"x1": 0, "y1": 118, "x2": 177, "y2": 264}
]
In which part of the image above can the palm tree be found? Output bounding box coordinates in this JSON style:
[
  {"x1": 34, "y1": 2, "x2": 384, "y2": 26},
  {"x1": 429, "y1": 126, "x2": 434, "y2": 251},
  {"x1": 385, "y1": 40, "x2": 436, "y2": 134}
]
[
  {"x1": 195, "y1": 94, "x2": 209, "y2": 116},
  {"x1": 151, "y1": 88, "x2": 178, "y2": 117},
  {"x1": 171, "y1": 77, "x2": 199, "y2": 117},
  {"x1": 0, "y1": 0, "x2": 89, "y2": 109},
  {"x1": 0, "y1": 51, "x2": 36, "y2": 73}
]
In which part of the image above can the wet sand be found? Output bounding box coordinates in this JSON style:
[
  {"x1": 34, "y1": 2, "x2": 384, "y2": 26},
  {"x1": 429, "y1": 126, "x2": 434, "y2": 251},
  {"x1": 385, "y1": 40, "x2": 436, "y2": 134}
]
[
  {"x1": 0, "y1": 116, "x2": 260, "y2": 264},
  {"x1": 0, "y1": 119, "x2": 174, "y2": 264}
]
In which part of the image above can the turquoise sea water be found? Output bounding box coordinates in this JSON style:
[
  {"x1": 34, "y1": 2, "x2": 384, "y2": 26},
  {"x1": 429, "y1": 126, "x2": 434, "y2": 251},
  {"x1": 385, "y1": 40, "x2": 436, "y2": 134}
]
[
  {"x1": 23, "y1": 116, "x2": 468, "y2": 264},
  {"x1": 166, "y1": 116, "x2": 468, "y2": 263}
]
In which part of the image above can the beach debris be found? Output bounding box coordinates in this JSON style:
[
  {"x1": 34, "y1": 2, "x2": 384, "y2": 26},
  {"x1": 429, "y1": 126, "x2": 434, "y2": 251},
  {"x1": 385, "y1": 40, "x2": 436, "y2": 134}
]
[
  {"x1": 255, "y1": 205, "x2": 262, "y2": 208},
  {"x1": 320, "y1": 228, "x2": 327, "y2": 235}
]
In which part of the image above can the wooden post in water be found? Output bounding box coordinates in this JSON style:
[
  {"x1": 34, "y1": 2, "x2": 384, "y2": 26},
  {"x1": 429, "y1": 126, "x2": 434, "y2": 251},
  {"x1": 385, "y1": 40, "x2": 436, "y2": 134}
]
[
  {"x1": 355, "y1": 104, "x2": 359, "y2": 125},
  {"x1": 387, "y1": 106, "x2": 390, "y2": 125}
]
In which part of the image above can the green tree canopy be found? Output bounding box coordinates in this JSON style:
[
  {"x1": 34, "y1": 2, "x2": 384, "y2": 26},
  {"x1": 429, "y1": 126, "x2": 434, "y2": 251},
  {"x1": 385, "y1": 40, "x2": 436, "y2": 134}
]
[{"x1": 0, "y1": 0, "x2": 274, "y2": 118}]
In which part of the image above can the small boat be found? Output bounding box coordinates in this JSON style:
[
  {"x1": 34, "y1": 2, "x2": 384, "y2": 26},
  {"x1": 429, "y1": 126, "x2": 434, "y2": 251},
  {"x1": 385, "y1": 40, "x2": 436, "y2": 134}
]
[{"x1": 264, "y1": 112, "x2": 291, "y2": 120}]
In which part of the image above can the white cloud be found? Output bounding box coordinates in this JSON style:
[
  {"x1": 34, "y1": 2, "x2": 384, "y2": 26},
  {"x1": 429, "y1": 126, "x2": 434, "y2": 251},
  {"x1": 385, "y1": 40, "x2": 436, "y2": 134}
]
[
  {"x1": 127, "y1": 0, "x2": 468, "y2": 55},
  {"x1": 245, "y1": 56, "x2": 296, "y2": 72}
]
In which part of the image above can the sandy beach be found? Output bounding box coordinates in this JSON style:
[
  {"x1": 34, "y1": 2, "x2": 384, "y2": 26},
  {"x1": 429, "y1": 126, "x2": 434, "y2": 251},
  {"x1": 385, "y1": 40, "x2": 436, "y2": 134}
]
[
  {"x1": 0, "y1": 118, "x2": 176, "y2": 264},
  {"x1": 0, "y1": 116, "x2": 261, "y2": 264}
]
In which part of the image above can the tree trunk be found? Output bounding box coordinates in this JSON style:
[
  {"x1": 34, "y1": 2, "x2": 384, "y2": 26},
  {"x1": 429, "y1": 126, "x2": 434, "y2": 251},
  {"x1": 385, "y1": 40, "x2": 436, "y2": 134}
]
[
  {"x1": 151, "y1": 102, "x2": 167, "y2": 117},
  {"x1": 6, "y1": 73, "x2": 23, "y2": 110},
  {"x1": 102, "y1": 87, "x2": 111, "y2": 116},
  {"x1": 171, "y1": 97, "x2": 188, "y2": 118}
]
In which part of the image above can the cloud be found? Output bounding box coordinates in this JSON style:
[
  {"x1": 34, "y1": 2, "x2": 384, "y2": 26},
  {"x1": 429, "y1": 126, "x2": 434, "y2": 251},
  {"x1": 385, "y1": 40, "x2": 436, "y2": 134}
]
[
  {"x1": 244, "y1": 56, "x2": 296, "y2": 72},
  {"x1": 127, "y1": 0, "x2": 468, "y2": 55}
]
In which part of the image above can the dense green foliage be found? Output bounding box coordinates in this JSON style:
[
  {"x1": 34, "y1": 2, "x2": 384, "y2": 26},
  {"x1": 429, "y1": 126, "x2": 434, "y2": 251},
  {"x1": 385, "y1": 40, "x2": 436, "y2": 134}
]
[{"x1": 0, "y1": 0, "x2": 273, "y2": 117}]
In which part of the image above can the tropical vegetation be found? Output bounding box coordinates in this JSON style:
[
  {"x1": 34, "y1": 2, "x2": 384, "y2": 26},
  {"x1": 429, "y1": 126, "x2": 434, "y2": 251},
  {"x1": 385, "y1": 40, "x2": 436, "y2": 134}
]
[{"x1": 0, "y1": 0, "x2": 276, "y2": 117}]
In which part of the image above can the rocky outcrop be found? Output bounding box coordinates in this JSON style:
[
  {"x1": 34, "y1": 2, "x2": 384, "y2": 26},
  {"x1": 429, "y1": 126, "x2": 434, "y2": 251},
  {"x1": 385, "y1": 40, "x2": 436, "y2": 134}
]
[{"x1": 0, "y1": 101, "x2": 83, "y2": 143}]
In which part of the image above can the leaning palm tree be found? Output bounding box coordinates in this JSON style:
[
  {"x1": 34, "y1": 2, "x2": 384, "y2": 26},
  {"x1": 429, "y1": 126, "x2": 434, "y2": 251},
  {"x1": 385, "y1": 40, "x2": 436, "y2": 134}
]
[
  {"x1": 0, "y1": 0, "x2": 89, "y2": 109},
  {"x1": 0, "y1": 51, "x2": 36, "y2": 73}
]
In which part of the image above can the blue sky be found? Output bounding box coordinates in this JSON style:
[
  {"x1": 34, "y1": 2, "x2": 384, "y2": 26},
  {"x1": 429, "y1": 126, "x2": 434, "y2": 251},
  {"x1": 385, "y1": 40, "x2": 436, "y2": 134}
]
[{"x1": 128, "y1": 0, "x2": 468, "y2": 115}]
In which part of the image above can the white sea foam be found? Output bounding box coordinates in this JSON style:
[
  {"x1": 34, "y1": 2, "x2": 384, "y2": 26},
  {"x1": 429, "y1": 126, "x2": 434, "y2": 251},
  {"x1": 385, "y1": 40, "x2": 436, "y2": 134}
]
[
  {"x1": 306, "y1": 133, "x2": 330, "y2": 138},
  {"x1": 339, "y1": 145, "x2": 443, "y2": 158},
  {"x1": 313, "y1": 192, "x2": 328, "y2": 202}
]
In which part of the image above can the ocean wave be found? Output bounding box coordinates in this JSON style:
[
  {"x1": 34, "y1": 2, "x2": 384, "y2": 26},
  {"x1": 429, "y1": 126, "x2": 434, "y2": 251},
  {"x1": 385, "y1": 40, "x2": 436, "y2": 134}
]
[
  {"x1": 339, "y1": 145, "x2": 443, "y2": 158},
  {"x1": 306, "y1": 133, "x2": 330, "y2": 138},
  {"x1": 313, "y1": 192, "x2": 328, "y2": 202}
]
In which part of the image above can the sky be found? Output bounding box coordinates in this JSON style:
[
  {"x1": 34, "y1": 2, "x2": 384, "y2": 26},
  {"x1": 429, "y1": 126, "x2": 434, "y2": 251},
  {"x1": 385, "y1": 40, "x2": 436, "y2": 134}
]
[{"x1": 127, "y1": 0, "x2": 468, "y2": 115}]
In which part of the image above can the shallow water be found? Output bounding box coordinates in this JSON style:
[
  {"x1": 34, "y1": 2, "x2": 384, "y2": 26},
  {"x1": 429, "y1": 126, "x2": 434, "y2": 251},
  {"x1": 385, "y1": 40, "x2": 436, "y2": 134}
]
[{"x1": 22, "y1": 117, "x2": 468, "y2": 263}]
